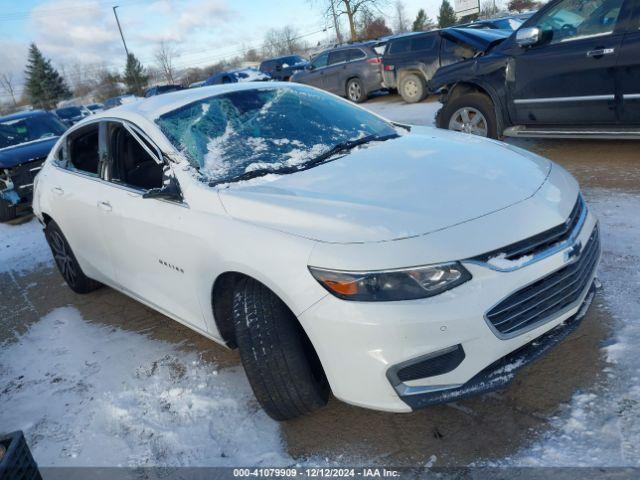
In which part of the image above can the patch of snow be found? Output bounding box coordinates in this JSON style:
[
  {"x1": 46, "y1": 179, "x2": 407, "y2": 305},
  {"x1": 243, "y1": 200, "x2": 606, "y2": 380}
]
[
  {"x1": 487, "y1": 253, "x2": 533, "y2": 270},
  {"x1": 0, "y1": 218, "x2": 51, "y2": 274},
  {"x1": 495, "y1": 189, "x2": 640, "y2": 466},
  {"x1": 0, "y1": 307, "x2": 290, "y2": 467},
  {"x1": 363, "y1": 97, "x2": 441, "y2": 127}
]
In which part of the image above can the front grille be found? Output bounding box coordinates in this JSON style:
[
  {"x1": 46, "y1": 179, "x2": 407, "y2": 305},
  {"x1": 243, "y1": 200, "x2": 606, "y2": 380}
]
[
  {"x1": 486, "y1": 225, "x2": 600, "y2": 336},
  {"x1": 474, "y1": 196, "x2": 585, "y2": 263},
  {"x1": 7, "y1": 157, "x2": 45, "y2": 199}
]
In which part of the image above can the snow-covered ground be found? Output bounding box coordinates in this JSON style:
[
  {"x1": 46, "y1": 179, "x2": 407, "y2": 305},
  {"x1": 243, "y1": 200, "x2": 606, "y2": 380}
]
[{"x1": 0, "y1": 98, "x2": 639, "y2": 467}]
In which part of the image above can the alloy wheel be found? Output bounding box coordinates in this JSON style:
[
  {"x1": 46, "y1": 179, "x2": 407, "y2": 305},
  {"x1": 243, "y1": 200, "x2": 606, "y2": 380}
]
[
  {"x1": 448, "y1": 107, "x2": 489, "y2": 137},
  {"x1": 49, "y1": 230, "x2": 78, "y2": 287},
  {"x1": 348, "y1": 81, "x2": 362, "y2": 102}
]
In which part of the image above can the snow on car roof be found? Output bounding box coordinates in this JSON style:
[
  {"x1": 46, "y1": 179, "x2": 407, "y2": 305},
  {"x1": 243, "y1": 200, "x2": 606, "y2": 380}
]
[{"x1": 97, "y1": 82, "x2": 295, "y2": 123}]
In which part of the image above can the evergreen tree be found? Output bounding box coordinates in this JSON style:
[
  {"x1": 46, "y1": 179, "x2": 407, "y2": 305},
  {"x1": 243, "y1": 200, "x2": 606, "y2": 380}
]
[
  {"x1": 438, "y1": 0, "x2": 458, "y2": 28},
  {"x1": 412, "y1": 9, "x2": 427, "y2": 31},
  {"x1": 123, "y1": 53, "x2": 148, "y2": 96},
  {"x1": 24, "y1": 43, "x2": 71, "y2": 109},
  {"x1": 412, "y1": 8, "x2": 435, "y2": 31}
]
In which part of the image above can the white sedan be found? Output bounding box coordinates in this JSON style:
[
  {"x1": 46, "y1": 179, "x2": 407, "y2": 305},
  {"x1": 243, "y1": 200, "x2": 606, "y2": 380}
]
[{"x1": 32, "y1": 83, "x2": 600, "y2": 420}]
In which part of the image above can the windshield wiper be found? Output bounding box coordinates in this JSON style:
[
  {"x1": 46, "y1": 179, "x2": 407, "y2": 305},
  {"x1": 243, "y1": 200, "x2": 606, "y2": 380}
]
[{"x1": 209, "y1": 132, "x2": 399, "y2": 187}]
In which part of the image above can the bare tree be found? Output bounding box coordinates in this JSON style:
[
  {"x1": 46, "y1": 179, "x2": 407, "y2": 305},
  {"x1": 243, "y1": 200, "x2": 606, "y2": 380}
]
[
  {"x1": 394, "y1": 1, "x2": 409, "y2": 33},
  {"x1": 0, "y1": 73, "x2": 18, "y2": 107},
  {"x1": 315, "y1": 0, "x2": 387, "y2": 42},
  {"x1": 262, "y1": 26, "x2": 303, "y2": 58},
  {"x1": 155, "y1": 41, "x2": 178, "y2": 85},
  {"x1": 479, "y1": 0, "x2": 501, "y2": 18}
]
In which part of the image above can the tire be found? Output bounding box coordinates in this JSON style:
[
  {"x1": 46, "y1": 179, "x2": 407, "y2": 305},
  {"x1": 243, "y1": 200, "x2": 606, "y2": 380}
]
[
  {"x1": 0, "y1": 199, "x2": 17, "y2": 222},
  {"x1": 232, "y1": 278, "x2": 329, "y2": 420},
  {"x1": 438, "y1": 92, "x2": 498, "y2": 139},
  {"x1": 45, "y1": 220, "x2": 102, "y2": 294},
  {"x1": 346, "y1": 78, "x2": 366, "y2": 103},
  {"x1": 399, "y1": 73, "x2": 427, "y2": 104}
]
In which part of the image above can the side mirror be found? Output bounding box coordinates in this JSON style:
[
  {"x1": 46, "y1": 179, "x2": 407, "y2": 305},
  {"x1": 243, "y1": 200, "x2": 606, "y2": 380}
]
[
  {"x1": 516, "y1": 27, "x2": 541, "y2": 47},
  {"x1": 307, "y1": 64, "x2": 315, "y2": 71},
  {"x1": 143, "y1": 176, "x2": 182, "y2": 202}
]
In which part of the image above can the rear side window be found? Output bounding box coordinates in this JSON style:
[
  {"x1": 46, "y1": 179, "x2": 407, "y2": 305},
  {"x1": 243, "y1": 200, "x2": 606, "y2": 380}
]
[
  {"x1": 411, "y1": 35, "x2": 437, "y2": 52},
  {"x1": 348, "y1": 49, "x2": 367, "y2": 61},
  {"x1": 67, "y1": 124, "x2": 100, "y2": 177},
  {"x1": 328, "y1": 50, "x2": 349, "y2": 65},
  {"x1": 388, "y1": 39, "x2": 411, "y2": 54}
]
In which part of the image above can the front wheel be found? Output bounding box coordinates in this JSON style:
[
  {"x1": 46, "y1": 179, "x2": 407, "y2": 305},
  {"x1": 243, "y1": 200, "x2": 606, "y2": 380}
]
[
  {"x1": 0, "y1": 199, "x2": 17, "y2": 222},
  {"x1": 438, "y1": 92, "x2": 498, "y2": 139},
  {"x1": 45, "y1": 220, "x2": 102, "y2": 294},
  {"x1": 232, "y1": 278, "x2": 329, "y2": 420}
]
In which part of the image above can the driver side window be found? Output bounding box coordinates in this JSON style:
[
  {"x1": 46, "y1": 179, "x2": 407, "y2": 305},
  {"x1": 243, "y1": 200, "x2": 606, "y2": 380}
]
[
  {"x1": 107, "y1": 122, "x2": 164, "y2": 191},
  {"x1": 535, "y1": 0, "x2": 625, "y2": 44},
  {"x1": 311, "y1": 53, "x2": 329, "y2": 69}
]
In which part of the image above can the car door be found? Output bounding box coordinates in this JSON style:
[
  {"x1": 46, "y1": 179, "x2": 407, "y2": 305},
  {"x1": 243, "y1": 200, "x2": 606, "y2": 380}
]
[
  {"x1": 508, "y1": 0, "x2": 629, "y2": 125},
  {"x1": 98, "y1": 120, "x2": 210, "y2": 333},
  {"x1": 47, "y1": 122, "x2": 117, "y2": 283},
  {"x1": 324, "y1": 49, "x2": 350, "y2": 94},
  {"x1": 617, "y1": 0, "x2": 640, "y2": 123},
  {"x1": 303, "y1": 52, "x2": 329, "y2": 89}
]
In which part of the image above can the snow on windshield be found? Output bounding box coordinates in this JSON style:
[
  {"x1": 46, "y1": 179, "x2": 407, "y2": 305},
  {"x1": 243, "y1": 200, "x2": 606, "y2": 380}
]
[{"x1": 155, "y1": 85, "x2": 396, "y2": 185}]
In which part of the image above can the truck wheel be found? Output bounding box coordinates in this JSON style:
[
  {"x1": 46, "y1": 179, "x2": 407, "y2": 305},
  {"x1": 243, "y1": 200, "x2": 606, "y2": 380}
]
[
  {"x1": 0, "y1": 199, "x2": 17, "y2": 222},
  {"x1": 45, "y1": 220, "x2": 102, "y2": 294},
  {"x1": 439, "y1": 93, "x2": 498, "y2": 139},
  {"x1": 399, "y1": 73, "x2": 427, "y2": 103},
  {"x1": 232, "y1": 277, "x2": 329, "y2": 421},
  {"x1": 346, "y1": 78, "x2": 366, "y2": 103}
]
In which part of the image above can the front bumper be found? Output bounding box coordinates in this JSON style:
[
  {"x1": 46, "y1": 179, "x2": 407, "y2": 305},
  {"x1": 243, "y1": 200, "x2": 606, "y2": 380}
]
[
  {"x1": 1, "y1": 159, "x2": 45, "y2": 207},
  {"x1": 298, "y1": 212, "x2": 600, "y2": 413}
]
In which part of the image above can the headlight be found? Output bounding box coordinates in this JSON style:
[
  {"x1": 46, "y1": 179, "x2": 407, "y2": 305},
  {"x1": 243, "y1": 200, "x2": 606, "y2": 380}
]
[{"x1": 308, "y1": 262, "x2": 471, "y2": 302}]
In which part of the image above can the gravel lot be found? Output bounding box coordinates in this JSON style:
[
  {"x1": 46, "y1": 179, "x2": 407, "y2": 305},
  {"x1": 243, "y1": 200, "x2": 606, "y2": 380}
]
[{"x1": 1, "y1": 94, "x2": 638, "y2": 467}]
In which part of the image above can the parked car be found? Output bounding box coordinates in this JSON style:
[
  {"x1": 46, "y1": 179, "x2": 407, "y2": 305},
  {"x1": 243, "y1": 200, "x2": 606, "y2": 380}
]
[
  {"x1": 84, "y1": 103, "x2": 104, "y2": 114},
  {"x1": 431, "y1": 0, "x2": 639, "y2": 139},
  {"x1": 291, "y1": 42, "x2": 384, "y2": 103},
  {"x1": 53, "y1": 106, "x2": 90, "y2": 127},
  {"x1": 144, "y1": 84, "x2": 184, "y2": 97},
  {"x1": 103, "y1": 95, "x2": 139, "y2": 109},
  {"x1": 462, "y1": 12, "x2": 534, "y2": 30},
  {"x1": 381, "y1": 28, "x2": 511, "y2": 103},
  {"x1": 259, "y1": 55, "x2": 309, "y2": 81},
  {"x1": 204, "y1": 68, "x2": 270, "y2": 86},
  {"x1": 34, "y1": 83, "x2": 599, "y2": 420},
  {"x1": 0, "y1": 110, "x2": 66, "y2": 221}
]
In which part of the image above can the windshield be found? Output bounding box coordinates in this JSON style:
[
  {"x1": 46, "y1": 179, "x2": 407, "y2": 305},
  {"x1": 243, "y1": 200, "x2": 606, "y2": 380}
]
[
  {"x1": 156, "y1": 85, "x2": 397, "y2": 185},
  {"x1": 56, "y1": 107, "x2": 82, "y2": 119},
  {"x1": 0, "y1": 114, "x2": 66, "y2": 149}
]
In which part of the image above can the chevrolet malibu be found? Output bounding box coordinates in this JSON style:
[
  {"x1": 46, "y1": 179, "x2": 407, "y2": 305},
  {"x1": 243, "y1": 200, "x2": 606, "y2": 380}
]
[{"x1": 32, "y1": 83, "x2": 600, "y2": 420}]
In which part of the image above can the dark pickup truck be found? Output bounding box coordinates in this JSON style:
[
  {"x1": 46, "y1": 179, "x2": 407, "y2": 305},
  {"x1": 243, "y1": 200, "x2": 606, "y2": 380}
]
[
  {"x1": 381, "y1": 28, "x2": 510, "y2": 103},
  {"x1": 0, "y1": 111, "x2": 66, "y2": 221},
  {"x1": 430, "y1": 0, "x2": 640, "y2": 139}
]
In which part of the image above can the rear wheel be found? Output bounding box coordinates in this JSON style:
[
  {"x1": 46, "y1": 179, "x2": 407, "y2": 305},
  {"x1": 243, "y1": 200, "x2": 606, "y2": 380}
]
[
  {"x1": 45, "y1": 220, "x2": 102, "y2": 294},
  {"x1": 346, "y1": 78, "x2": 366, "y2": 103},
  {"x1": 0, "y1": 199, "x2": 17, "y2": 222},
  {"x1": 399, "y1": 73, "x2": 427, "y2": 103},
  {"x1": 438, "y1": 92, "x2": 498, "y2": 139},
  {"x1": 232, "y1": 278, "x2": 329, "y2": 420}
]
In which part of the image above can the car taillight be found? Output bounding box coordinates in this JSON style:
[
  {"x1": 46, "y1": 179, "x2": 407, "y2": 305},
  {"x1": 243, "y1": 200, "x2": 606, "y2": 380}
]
[
  {"x1": 383, "y1": 64, "x2": 394, "y2": 71},
  {"x1": 367, "y1": 57, "x2": 382, "y2": 64}
]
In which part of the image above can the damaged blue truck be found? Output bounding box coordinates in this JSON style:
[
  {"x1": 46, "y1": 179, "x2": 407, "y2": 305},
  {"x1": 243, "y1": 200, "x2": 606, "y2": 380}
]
[{"x1": 0, "y1": 110, "x2": 66, "y2": 222}]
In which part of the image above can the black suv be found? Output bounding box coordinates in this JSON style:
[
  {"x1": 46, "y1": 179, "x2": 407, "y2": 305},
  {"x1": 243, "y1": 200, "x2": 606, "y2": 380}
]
[
  {"x1": 0, "y1": 111, "x2": 66, "y2": 221},
  {"x1": 259, "y1": 55, "x2": 309, "y2": 81},
  {"x1": 381, "y1": 29, "x2": 510, "y2": 103},
  {"x1": 291, "y1": 43, "x2": 384, "y2": 103},
  {"x1": 431, "y1": 0, "x2": 640, "y2": 139}
]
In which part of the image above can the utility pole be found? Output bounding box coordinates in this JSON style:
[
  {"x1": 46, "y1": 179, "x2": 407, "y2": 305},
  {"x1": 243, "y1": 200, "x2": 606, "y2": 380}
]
[
  {"x1": 330, "y1": 0, "x2": 343, "y2": 45},
  {"x1": 112, "y1": 6, "x2": 130, "y2": 58}
]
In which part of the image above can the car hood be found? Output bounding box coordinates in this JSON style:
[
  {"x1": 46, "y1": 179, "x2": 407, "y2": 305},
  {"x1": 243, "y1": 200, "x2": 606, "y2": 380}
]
[
  {"x1": 0, "y1": 137, "x2": 58, "y2": 168},
  {"x1": 218, "y1": 127, "x2": 551, "y2": 244},
  {"x1": 441, "y1": 27, "x2": 511, "y2": 52}
]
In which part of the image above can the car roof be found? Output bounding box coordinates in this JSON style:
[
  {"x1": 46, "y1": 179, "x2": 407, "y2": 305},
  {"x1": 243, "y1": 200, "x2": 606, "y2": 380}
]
[{"x1": 0, "y1": 110, "x2": 50, "y2": 122}]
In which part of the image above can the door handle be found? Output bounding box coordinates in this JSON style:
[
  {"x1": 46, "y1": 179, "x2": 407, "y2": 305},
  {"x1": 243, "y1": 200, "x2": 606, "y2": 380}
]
[
  {"x1": 52, "y1": 187, "x2": 64, "y2": 195},
  {"x1": 97, "y1": 201, "x2": 112, "y2": 212},
  {"x1": 587, "y1": 48, "x2": 615, "y2": 58}
]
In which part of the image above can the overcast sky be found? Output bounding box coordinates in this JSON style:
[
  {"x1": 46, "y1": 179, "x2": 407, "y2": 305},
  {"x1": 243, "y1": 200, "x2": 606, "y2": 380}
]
[{"x1": 0, "y1": 0, "x2": 462, "y2": 101}]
